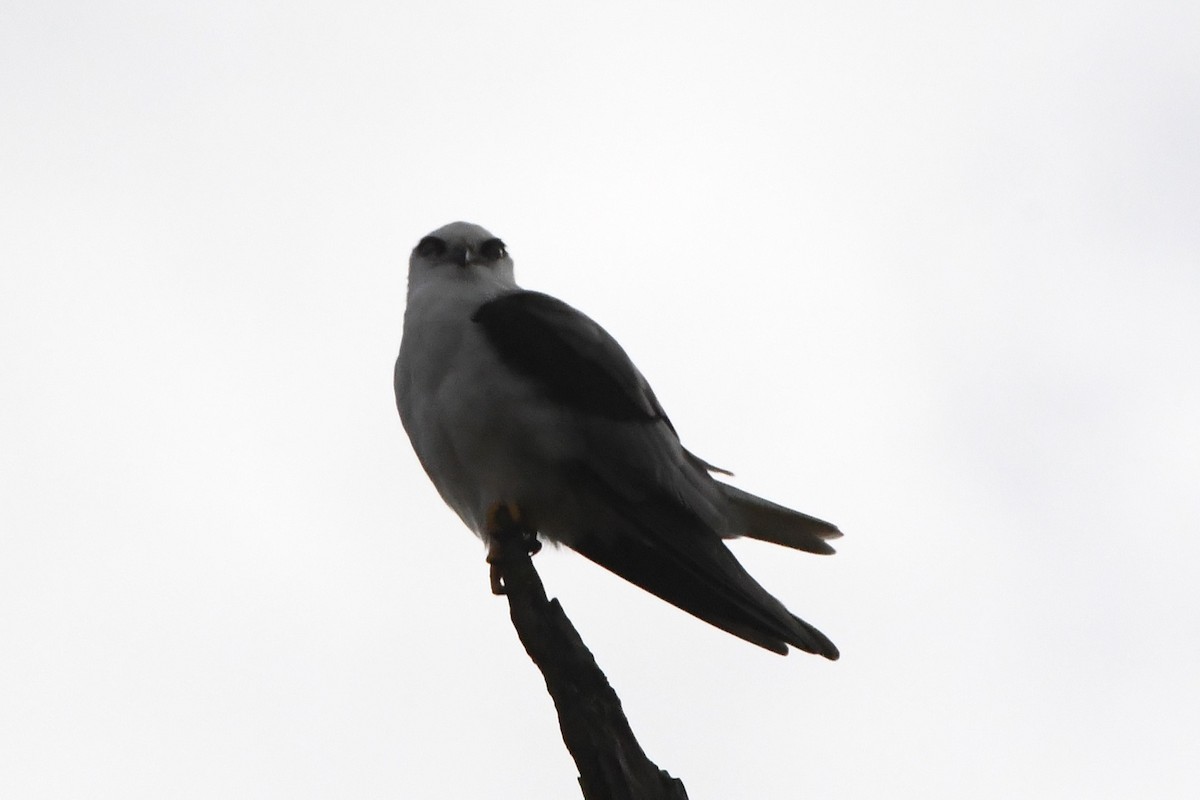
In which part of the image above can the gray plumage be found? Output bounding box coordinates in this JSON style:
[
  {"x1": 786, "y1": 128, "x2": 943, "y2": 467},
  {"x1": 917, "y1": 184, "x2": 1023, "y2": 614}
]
[{"x1": 395, "y1": 222, "x2": 841, "y2": 658}]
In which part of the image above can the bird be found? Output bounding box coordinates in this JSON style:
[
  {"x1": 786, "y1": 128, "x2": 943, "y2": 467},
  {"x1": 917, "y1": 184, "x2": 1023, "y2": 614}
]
[{"x1": 394, "y1": 221, "x2": 841, "y2": 658}]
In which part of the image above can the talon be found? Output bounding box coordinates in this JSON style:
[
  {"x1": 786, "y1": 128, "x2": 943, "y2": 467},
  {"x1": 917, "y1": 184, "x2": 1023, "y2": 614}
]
[
  {"x1": 483, "y1": 501, "x2": 540, "y2": 594},
  {"x1": 489, "y1": 559, "x2": 506, "y2": 595},
  {"x1": 486, "y1": 536, "x2": 510, "y2": 595}
]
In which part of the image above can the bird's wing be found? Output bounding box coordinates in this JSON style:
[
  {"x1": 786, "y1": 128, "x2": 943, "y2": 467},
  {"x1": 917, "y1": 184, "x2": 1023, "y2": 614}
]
[
  {"x1": 471, "y1": 289, "x2": 712, "y2": 516},
  {"x1": 471, "y1": 290, "x2": 676, "y2": 430},
  {"x1": 565, "y1": 461, "x2": 840, "y2": 658},
  {"x1": 471, "y1": 290, "x2": 838, "y2": 658}
]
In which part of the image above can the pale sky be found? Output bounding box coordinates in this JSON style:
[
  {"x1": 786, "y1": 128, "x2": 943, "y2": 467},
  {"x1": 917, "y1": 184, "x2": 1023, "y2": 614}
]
[{"x1": 2, "y1": 2, "x2": 1198, "y2": 798}]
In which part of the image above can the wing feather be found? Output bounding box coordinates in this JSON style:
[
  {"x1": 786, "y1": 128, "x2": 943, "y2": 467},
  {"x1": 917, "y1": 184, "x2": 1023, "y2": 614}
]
[
  {"x1": 565, "y1": 463, "x2": 839, "y2": 659},
  {"x1": 470, "y1": 290, "x2": 839, "y2": 658},
  {"x1": 472, "y1": 291, "x2": 674, "y2": 429}
]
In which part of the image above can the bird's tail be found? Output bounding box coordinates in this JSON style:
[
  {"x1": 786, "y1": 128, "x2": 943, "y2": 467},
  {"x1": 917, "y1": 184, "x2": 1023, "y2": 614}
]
[
  {"x1": 567, "y1": 467, "x2": 839, "y2": 659},
  {"x1": 718, "y1": 483, "x2": 842, "y2": 555}
]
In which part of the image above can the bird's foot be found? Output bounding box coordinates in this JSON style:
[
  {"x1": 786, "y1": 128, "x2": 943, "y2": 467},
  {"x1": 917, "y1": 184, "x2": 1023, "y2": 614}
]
[
  {"x1": 485, "y1": 501, "x2": 540, "y2": 595},
  {"x1": 487, "y1": 554, "x2": 506, "y2": 595},
  {"x1": 485, "y1": 500, "x2": 525, "y2": 536}
]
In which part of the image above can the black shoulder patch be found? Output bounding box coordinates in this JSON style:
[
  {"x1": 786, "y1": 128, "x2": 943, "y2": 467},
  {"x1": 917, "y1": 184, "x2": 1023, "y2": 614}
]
[{"x1": 472, "y1": 291, "x2": 669, "y2": 425}]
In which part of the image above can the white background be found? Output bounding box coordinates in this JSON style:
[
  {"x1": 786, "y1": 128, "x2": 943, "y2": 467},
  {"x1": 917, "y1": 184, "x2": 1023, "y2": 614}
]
[{"x1": 3, "y1": 2, "x2": 1198, "y2": 798}]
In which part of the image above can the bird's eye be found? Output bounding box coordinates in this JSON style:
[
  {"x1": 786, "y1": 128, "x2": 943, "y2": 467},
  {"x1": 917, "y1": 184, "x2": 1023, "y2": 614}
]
[
  {"x1": 416, "y1": 236, "x2": 446, "y2": 258},
  {"x1": 480, "y1": 238, "x2": 507, "y2": 261}
]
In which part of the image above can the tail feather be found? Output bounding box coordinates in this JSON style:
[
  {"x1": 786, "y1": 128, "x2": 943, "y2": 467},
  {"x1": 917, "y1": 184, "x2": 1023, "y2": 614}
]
[
  {"x1": 719, "y1": 483, "x2": 842, "y2": 555},
  {"x1": 569, "y1": 530, "x2": 839, "y2": 658},
  {"x1": 566, "y1": 466, "x2": 839, "y2": 659}
]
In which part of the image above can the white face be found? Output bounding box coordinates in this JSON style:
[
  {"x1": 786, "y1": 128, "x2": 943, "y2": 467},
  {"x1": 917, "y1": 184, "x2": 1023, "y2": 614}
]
[{"x1": 407, "y1": 221, "x2": 517, "y2": 294}]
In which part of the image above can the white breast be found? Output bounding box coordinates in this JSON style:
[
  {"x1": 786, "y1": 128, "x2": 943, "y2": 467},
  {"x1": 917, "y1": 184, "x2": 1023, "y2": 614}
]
[{"x1": 396, "y1": 277, "x2": 577, "y2": 536}]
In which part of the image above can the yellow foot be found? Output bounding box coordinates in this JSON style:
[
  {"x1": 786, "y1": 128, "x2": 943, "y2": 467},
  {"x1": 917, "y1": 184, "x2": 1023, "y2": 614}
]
[
  {"x1": 488, "y1": 556, "x2": 505, "y2": 595},
  {"x1": 483, "y1": 501, "x2": 541, "y2": 595},
  {"x1": 485, "y1": 500, "x2": 523, "y2": 536}
]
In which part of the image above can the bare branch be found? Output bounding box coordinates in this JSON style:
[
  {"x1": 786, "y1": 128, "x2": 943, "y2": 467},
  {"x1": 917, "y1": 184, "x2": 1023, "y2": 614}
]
[{"x1": 489, "y1": 520, "x2": 689, "y2": 800}]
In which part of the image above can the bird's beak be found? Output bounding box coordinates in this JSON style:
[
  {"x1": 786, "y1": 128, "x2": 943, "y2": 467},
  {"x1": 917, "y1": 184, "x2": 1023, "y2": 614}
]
[{"x1": 451, "y1": 246, "x2": 473, "y2": 267}]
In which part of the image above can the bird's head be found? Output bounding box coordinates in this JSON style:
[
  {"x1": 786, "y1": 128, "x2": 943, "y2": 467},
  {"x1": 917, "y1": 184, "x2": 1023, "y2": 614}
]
[{"x1": 407, "y1": 221, "x2": 516, "y2": 295}]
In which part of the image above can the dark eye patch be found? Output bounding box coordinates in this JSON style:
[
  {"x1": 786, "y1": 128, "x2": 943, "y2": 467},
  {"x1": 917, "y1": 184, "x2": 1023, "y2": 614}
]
[
  {"x1": 480, "y1": 238, "x2": 507, "y2": 261},
  {"x1": 416, "y1": 236, "x2": 446, "y2": 258}
]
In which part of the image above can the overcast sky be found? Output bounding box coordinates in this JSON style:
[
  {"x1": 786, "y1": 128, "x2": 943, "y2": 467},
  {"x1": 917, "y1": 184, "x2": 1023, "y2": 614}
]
[{"x1": 2, "y1": 2, "x2": 1198, "y2": 798}]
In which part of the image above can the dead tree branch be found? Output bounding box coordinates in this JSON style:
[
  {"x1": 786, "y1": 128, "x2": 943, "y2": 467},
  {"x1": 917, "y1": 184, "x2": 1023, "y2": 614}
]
[{"x1": 489, "y1": 521, "x2": 689, "y2": 800}]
